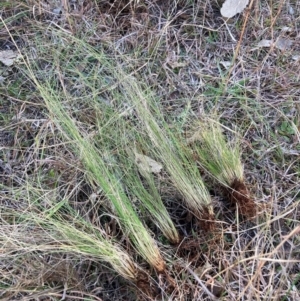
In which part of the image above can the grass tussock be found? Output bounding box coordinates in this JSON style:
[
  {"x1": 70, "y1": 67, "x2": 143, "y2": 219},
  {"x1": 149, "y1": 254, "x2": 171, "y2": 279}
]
[
  {"x1": 189, "y1": 118, "x2": 256, "y2": 217},
  {"x1": 0, "y1": 183, "x2": 149, "y2": 298},
  {"x1": 1, "y1": 214, "x2": 139, "y2": 281},
  {"x1": 188, "y1": 119, "x2": 244, "y2": 186},
  {"x1": 115, "y1": 69, "x2": 214, "y2": 220},
  {"x1": 27, "y1": 65, "x2": 166, "y2": 273}
]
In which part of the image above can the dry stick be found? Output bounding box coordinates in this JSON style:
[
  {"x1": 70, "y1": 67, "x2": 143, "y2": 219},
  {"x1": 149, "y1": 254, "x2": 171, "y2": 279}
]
[
  {"x1": 237, "y1": 225, "x2": 300, "y2": 300},
  {"x1": 270, "y1": 0, "x2": 286, "y2": 33},
  {"x1": 185, "y1": 266, "x2": 217, "y2": 300}
]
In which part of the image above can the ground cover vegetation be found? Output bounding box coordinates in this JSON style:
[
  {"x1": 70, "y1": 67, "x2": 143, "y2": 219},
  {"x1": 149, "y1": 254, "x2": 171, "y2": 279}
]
[{"x1": 0, "y1": 0, "x2": 300, "y2": 300}]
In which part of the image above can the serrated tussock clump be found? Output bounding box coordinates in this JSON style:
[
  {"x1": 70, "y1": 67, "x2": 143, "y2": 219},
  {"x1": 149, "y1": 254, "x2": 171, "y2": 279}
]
[
  {"x1": 113, "y1": 69, "x2": 214, "y2": 223},
  {"x1": 189, "y1": 119, "x2": 256, "y2": 218}
]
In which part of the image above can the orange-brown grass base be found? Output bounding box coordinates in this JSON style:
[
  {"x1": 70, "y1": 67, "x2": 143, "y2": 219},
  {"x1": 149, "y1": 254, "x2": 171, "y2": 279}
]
[
  {"x1": 225, "y1": 178, "x2": 257, "y2": 218},
  {"x1": 199, "y1": 208, "x2": 216, "y2": 233},
  {"x1": 136, "y1": 269, "x2": 159, "y2": 300},
  {"x1": 136, "y1": 269, "x2": 177, "y2": 299},
  {"x1": 194, "y1": 206, "x2": 216, "y2": 232}
]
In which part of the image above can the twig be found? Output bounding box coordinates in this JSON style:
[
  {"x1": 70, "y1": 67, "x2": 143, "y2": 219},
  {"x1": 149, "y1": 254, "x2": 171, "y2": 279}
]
[{"x1": 185, "y1": 266, "x2": 217, "y2": 300}]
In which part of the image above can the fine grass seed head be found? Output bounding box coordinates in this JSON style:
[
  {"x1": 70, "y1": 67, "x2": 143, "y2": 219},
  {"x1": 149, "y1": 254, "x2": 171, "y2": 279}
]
[
  {"x1": 24, "y1": 61, "x2": 166, "y2": 273},
  {"x1": 190, "y1": 118, "x2": 256, "y2": 217},
  {"x1": 1, "y1": 203, "x2": 139, "y2": 283},
  {"x1": 94, "y1": 108, "x2": 180, "y2": 245},
  {"x1": 114, "y1": 70, "x2": 214, "y2": 220},
  {"x1": 49, "y1": 219, "x2": 139, "y2": 281},
  {"x1": 191, "y1": 119, "x2": 244, "y2": 187},
  {"x1": 124, "y1": 150, "x2": 180, "y2": 244}
]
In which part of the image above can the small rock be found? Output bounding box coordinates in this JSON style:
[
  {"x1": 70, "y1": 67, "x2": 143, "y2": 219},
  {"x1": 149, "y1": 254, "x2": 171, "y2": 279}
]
[
  {"x1": 53, "y1": 7, "x2": 62, "y2": 15},
  {"x1": 288, "y1": 6, "x2": 294, "y2": 15},
  {"x1": 275, "y1": 38, "x2": 293, "y2": 51}
]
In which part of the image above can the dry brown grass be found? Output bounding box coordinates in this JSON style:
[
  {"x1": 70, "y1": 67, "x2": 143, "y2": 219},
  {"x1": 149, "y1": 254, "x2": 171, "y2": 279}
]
[{"x1": 1, "y1": 0, "x2": 300, "y2": 300}]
